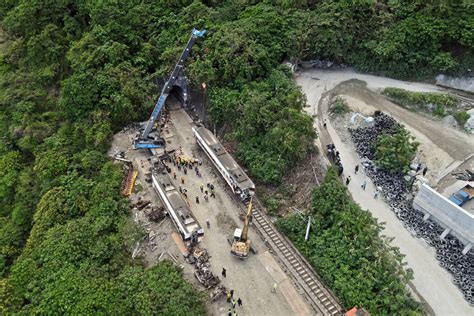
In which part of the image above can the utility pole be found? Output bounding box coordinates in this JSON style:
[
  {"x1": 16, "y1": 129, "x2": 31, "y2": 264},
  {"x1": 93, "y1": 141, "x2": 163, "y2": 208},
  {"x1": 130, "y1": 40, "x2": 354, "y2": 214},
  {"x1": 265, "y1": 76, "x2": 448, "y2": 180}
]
[
  {"x1": 201, "y1": 82, "x2": 206, "y2": 122},
  {"x1": 305, "y1": 216, "x2": 311, "y2": 241}
]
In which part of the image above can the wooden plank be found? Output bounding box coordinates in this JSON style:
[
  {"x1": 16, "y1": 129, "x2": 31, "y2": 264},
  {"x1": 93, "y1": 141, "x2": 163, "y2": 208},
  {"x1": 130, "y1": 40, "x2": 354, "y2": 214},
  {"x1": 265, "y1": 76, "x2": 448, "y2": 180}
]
[{"x1": 171, "y1": 232, "x2": 189, "y2": 257}]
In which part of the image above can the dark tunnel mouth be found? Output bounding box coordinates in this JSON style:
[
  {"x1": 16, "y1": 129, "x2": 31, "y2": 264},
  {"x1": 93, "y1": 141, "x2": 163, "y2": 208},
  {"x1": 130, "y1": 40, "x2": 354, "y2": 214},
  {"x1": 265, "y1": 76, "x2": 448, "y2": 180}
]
[{"x1": 170, "y1": 85, "x2": 185, "y2": 106}]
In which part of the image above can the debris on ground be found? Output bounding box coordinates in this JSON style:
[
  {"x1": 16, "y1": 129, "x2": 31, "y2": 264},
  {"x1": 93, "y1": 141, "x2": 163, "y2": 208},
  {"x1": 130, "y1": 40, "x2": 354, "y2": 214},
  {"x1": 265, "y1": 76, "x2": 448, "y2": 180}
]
[
  {"x1": 194, "y1": 261, "x2": 220, "y2": 289},
  {"x1": 210, "y1": 285, "x2": 227, "y2": 302},
  {"x1": 452, "y1": 169, "x2": 474, "y2": 181},
  {"x1": 182, "y1": 246, "x2": 224, "y2": 296},
  {"x1": 144, "y1": 206, "x2": 166, "y2": 222}
]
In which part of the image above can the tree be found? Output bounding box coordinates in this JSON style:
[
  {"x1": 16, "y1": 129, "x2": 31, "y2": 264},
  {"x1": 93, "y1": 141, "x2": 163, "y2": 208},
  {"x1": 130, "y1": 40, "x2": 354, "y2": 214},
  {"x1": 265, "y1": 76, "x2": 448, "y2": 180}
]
[
  {"x1": 277, "y1": 167, "x2": 421, "y2": 314},
  {"x1": 375, "y1": 128, "x2": 419, "y2": 174}
]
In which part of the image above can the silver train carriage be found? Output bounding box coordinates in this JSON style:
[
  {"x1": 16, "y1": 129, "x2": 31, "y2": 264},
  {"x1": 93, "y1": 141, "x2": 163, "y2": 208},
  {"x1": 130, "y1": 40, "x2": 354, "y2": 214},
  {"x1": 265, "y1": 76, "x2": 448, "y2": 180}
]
[
  {"x1": 192, "y1": 126, "x2": 255, "y2": 201},
  {"x1": 151, "y1": 170, "x2": 203, "y2": 244}
]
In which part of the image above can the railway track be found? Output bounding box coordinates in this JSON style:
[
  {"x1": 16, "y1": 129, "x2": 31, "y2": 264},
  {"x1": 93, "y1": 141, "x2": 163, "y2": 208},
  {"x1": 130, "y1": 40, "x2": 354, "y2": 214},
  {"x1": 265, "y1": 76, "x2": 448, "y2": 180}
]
[
  {"x1": 246, "y1": 197, "x2": 343, "y2": 315},
  {"x1": 192, "y1": 123, "x2": 342, "y2": 314}
]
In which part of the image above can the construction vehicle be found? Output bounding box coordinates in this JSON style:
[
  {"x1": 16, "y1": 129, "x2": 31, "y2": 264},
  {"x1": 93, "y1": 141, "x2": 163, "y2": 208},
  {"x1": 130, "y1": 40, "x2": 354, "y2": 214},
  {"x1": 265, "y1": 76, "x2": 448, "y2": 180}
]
[
  {"x1": 133, "y1": 28, "x2": 206, "y2": 149},
  {"x1": 231, "y1": 198, "x2": 253, "y2": 259}
]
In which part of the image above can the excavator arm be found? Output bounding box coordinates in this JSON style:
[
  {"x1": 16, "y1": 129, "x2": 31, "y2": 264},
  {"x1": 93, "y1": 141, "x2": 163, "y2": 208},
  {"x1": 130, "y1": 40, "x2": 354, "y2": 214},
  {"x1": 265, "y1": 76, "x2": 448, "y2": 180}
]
[{"x1": 241, "y1": 198, "x2": 253, "y2": 242}]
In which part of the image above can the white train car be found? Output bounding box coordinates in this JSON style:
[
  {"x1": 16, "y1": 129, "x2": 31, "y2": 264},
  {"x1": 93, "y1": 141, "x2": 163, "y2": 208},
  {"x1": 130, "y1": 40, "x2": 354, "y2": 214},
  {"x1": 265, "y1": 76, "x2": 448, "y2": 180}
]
[
  {"x1": 193, "y1": 126, "x2": 255, "y2": 201},
  {"x1": 152, "y1": 170, "x2": 203, "y2": 244}
]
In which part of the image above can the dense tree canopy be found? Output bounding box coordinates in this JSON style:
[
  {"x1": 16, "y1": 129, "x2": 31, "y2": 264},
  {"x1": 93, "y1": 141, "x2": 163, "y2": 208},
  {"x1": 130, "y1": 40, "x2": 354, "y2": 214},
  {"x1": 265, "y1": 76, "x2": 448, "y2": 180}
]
[
  {"x1": 0, "y1": 0, "x2": 471, "y2": 313},
  {"x1": 277, "y1": 168, "x2": 421, "y2": 314}
]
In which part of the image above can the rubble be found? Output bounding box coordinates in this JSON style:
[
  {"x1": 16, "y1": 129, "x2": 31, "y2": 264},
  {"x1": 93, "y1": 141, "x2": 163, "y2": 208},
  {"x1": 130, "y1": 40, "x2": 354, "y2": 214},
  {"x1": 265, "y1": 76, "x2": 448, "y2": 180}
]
[
  {"x1": 144, "y1": 206, "x2": 166, "y2": 222},
  {"x1": 194, "y1": 264, "x2": 220, "y2": 289},
  {"x1": 210, "y1": 285, "x2": 227, "y2": 302},
  {"x1": 452, "y1": 170, "x2": 474, "y2": 182}
]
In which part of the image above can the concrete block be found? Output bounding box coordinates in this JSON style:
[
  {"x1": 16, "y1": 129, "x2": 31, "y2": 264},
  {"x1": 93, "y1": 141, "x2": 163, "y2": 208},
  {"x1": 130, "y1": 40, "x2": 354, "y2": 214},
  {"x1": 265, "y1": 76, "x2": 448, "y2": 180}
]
[
  {"x1": 462, "y1": 243, "x2": 472, "y2": 256},
  {"x1": 440, "y1": 228, "x2": 451, "y2": 240}
]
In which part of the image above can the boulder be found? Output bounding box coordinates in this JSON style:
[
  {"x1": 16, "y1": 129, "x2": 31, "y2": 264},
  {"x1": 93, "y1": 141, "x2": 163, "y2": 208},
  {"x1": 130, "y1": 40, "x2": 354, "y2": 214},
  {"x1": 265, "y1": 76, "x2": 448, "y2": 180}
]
[
  {"x1": 442, "y1": 115, "x2": 458, "y2": 128},
  {"x1": 465, "y1": 114, "x2": 474, "y2": 134}
]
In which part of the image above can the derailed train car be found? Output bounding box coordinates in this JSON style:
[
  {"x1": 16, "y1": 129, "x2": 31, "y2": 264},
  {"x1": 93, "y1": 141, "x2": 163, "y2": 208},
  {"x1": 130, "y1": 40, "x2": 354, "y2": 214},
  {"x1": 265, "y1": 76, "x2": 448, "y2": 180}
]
[
  {"x1": 192, "y1": 126, "x2": 255, "y2": 201},
  {"x1": 152, "y1": 169, "x2": 203, "y2": 244}
]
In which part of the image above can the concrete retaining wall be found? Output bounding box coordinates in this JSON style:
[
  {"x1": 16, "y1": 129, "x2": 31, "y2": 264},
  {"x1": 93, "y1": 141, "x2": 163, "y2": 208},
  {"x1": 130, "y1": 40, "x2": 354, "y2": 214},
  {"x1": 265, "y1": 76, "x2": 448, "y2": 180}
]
[
  {"x1": 436, "y1": 74, "x2": 474, "y2": 93},
  {"x1": 413, "y1": 184, "x2": 474, "y2": 247}
]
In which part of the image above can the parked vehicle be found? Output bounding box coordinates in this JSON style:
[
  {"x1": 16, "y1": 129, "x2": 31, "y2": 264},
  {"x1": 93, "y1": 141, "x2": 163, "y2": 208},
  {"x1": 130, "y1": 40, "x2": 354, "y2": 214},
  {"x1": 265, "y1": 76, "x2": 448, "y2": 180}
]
[{"x1": 448, "y1": 184, "x2": 474, "y2": 207}]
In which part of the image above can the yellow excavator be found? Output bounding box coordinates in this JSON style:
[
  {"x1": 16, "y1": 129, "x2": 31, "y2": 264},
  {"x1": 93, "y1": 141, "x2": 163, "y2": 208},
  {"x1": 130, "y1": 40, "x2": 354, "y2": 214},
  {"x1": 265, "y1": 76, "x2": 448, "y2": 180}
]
[{"x1": 230, "y1": 198, "x2": 253, "y2": 259}]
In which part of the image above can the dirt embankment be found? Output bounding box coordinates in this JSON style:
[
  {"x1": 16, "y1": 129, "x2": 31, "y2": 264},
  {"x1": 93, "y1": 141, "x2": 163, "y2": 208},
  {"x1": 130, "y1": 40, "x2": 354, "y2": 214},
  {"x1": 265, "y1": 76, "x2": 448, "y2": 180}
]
[{"x1": 258, "y1": 149, "x2": 327, "y2": 217}]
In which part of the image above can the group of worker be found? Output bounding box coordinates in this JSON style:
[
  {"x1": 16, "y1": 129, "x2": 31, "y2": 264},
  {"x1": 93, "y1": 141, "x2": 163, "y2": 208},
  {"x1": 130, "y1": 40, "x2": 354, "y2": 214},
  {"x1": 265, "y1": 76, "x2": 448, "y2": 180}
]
[
  {"x1": 167, "y1": 151, "x2": 218, "y2": 206},
  {"x1": 346, "y1": 161, "x2": 429, "y2": 199},
  {"x1": 346, "y1": 164, "x2": 381, "y2": 199},
  {"x1": 221, "y1": 268, "x2": 243, "y2": 315},
  {"x1": 326, "y1": 143, "x2": 344, "y2": 176}
]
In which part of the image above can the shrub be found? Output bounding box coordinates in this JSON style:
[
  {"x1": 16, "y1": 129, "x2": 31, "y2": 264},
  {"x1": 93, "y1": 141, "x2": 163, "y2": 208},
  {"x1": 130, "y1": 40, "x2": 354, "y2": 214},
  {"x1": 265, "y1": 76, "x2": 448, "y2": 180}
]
[
  {"x1": 455, "y1": 111, "x2": 470, "y2": 127},
  {"x1": 375, "y1": 127, "x2": 419, "y2": 174},
  {"x1": 263, "y1": 196, "x2": 280, "y2": 215},
  {"x1": 329, "y1": 98, "x2": 349, "y2": 115},
  {"x1": 382, "y1": 88, "x2": 457, "y2": 111}
]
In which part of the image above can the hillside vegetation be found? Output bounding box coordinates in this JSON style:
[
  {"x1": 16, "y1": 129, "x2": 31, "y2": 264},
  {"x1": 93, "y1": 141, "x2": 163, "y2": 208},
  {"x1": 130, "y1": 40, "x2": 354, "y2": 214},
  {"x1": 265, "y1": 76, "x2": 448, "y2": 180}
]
[
  {"x1": 277, "y1": 168, "x2": 421, "y2": 314},
  {"x1": 382, "y1": 87, "x2": 470, "y2": 126},
  {"x1": 1, "y1": 0, "x2": 472, "y2": 313}
]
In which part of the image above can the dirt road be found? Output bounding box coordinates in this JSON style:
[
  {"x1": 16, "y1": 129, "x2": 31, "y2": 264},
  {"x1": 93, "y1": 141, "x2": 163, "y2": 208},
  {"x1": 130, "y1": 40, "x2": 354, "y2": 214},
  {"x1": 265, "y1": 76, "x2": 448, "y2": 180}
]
[
  {"x1": 297, "y1": 69, "x2": 474, "y2": 185},
  {"x1": 296, "y1": 68, "x2": 474, "y2": 315},
  {"x1": 328, "y1": 79, "x2": 474, "y2": 162}
]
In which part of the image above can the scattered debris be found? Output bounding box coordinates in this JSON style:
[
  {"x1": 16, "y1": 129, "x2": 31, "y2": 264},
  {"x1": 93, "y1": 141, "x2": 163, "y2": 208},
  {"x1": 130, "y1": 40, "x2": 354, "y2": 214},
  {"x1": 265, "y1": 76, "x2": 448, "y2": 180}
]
[
  {"x1": 210, "y1": 285, "x2": 227, "y2": 302},
  {"x1": 144, "y1": 206, "x2": 166, "y2": 222},
  {"x1": 453, "y1": 170, "x2": 474, "y2": 181},
  {"x1": 135, "y1": 198, "x2": 151, "y2": 210},
  {"x1": 132, "y1": 241, "x2": 141, "y2": 259},
  {"x1": 194, "y1": 262, "x2": 220, "y2": 289}
]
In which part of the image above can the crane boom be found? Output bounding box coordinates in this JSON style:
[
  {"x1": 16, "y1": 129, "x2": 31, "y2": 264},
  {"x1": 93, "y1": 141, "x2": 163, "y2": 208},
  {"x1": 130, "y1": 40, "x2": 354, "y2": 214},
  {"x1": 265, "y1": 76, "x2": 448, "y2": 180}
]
[
  {"x1": 241, "y1": 199, "x2": 253, "y2": 241},
  {"x1": 134, "y1": 28, "x2": 206, "y2": 149}
]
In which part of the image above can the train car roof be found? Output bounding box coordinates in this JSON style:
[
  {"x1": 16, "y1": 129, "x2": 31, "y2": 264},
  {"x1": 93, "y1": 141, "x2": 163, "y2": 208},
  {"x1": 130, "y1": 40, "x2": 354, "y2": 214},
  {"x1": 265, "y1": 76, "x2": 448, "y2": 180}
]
[
  {"x1": 219, "y1": 153, "x2": 248, "y2": 183},
  {"x1": 153, "y1": 171, "x2": 199, "y2": 230},
  {"x1": 195, "y1": 127, "x2": 226, "y2": 155},
  {"x1": 195, "y1": 126, "x2": 218, "y2": 145},
  {"x1": 195, "y1": 126, "x2": 254, "y2": 188}
]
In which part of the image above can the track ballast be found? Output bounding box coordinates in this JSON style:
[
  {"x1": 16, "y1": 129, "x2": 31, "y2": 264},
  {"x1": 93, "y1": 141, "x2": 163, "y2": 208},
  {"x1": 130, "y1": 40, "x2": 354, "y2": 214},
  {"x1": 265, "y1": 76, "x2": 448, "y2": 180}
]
[{"x1": 247, "y1": 197, "x2": 342, "y2": 315}]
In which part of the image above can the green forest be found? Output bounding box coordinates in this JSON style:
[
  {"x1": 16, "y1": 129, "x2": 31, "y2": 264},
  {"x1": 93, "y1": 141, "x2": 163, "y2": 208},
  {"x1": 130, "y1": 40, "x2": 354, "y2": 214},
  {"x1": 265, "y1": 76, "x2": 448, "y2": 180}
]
[
  {"x1": 277, "y1": 168, "x2": 420, "y2": 314},
  {"x1": 1, "y1": 0, "x2": 472, "y2": 313}
]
